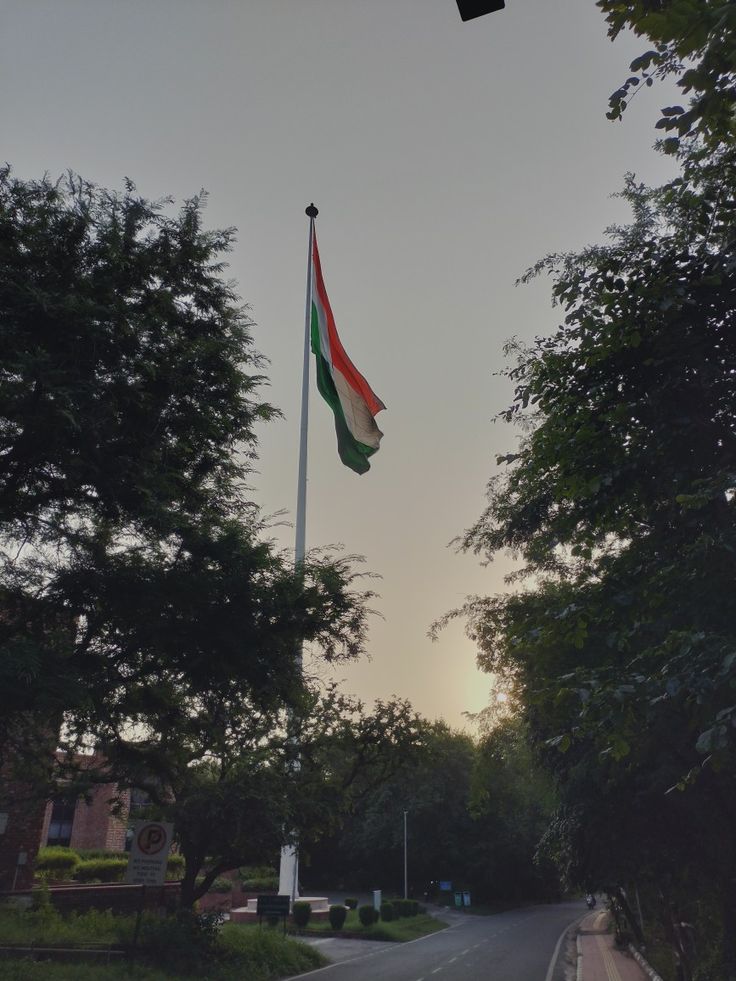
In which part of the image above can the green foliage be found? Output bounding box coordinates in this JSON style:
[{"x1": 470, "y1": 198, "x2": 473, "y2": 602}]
[
  {"x1": 356, "y1": 912, "x2": 443, "y2": 942},
  {"x1": 0, "y1": 905, "x2": 131, "y2": 946},
  {"x1": 74, "y1": 857, "x2": 127, "y2": 882},
  {"x1": 165, "y1": 853, "x2": 184, "y2": 880},
  {"x1": 217, "y1": 924, "x2": 326, "y2": 979},
  {"x1": 455, "y1": 139, "x2": 736, "y2": 976},
  {"x1": 380, "y1": 902, "x2": 394, "y2": 922},
  {"x1": 239, "y1": 865, "x2": 278, "y2": 891},
  {"x1": 597, "y1": 0, "x2": 736, "y2": 151},
  {"x1": 0, "y1": 169, "x2": 375, "y2": 917},
  {"x1": 0, "y1": 963, "x2": 170, "y2": 981},
  {"x1": 328, "y1": 904, "x2": 347, "y2": 929},
  {"x1": 291, "y1": 901, "x2": 311, "y2": 929},
  {"x1": 35, "y1": 847, "x2": 80, "y2": 878},
  {"x1": 0, "y1": 905, "x2": 325, "y2": 980},
  {"x1": 358, "y1": 904, "x2": 379, "y2": 926},
  {"x1": 201, "y1": 876, "x2": 232, "y2": 894},
  {"x1": 344, "y1": 897, "x2": 358, "y2": 909},
  {"x1": 76, "y1": 849, "x2": 127, "y2": 861},
  {"x1": 138, "y1": 910, "x2": 222, "y2": 974},
  {"x1": 309, "y1": 717, "x2": 558, "y2": 905}
]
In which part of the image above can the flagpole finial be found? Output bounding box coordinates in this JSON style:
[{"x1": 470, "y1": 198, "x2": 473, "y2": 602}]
[{"x1": 305, "y1": 203, "x2": 318, "y2": 219}]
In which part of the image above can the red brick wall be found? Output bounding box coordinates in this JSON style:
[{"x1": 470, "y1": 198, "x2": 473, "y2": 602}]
[
  {"x1": 68, "y1": 784, "x2": 130, "y2": 852},
  {"x1": 40, "y1": 753, "x2": 132, "y2": 854},
  {"x1": 0, "y1": 881, "x2": 181, "y2": 915}
]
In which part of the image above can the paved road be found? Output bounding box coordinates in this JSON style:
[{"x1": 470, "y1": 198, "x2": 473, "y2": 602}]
[{"x1": 292, "y1": 902, "x2": 583, "y2": 981}]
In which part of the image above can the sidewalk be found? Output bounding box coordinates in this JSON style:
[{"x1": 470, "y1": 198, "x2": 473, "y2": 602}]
[{"x1": 577, "y1": 910, "x2": 657, "y2": 981}]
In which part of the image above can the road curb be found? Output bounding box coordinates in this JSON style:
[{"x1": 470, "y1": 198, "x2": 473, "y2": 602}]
[{"x1": 628, "y1": 943, "x2": 664, "y2": 981}]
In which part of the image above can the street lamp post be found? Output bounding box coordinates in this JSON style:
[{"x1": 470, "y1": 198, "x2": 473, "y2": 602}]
[{"x1": 403, "y1": 810, "x2": 408, "y2": 900}]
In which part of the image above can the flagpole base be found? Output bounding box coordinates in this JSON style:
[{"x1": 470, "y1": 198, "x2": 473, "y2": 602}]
[{"x1": 278, "y1": 843, "x2": 299, "y2": 902}]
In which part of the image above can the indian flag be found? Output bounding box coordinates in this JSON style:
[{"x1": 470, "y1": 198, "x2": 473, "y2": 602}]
[{"x1": 310, "y1": 231, "x2": 385, "y2": 474}]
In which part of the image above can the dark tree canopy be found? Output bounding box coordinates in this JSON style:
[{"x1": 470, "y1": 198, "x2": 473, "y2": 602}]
[
  {"x1": 0, "y1": 168, "x2": 272, "y2": 538},
  {"x1": 599, "y1": 0, "x2": 736, "y2": 150},
  {"x1": 0, "y1": 170, "x2": 372, "y2": 784},
  {"x1": 452, "y1": 140, "x2": 736, "y2": 976}
]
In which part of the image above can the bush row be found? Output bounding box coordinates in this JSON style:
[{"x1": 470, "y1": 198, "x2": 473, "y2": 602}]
[
  {"x1": 35, "y1": 847, "x2": 185, "y2": 882},
  {"x1": 267, "y1": 898, "x2": 422, "y2": 932}
]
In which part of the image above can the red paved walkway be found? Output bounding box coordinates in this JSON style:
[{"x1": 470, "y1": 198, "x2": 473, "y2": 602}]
[{"x1": 579, "y1": 910, "x2": 651, "y2": 981}]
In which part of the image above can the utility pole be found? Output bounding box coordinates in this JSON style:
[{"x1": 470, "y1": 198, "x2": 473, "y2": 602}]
[{"x1": 403, "y1": 810, "x2": 408, "y2": 900}]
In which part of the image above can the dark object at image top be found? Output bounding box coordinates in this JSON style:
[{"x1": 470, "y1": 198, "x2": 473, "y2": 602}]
[{"x1": 457, "y1": 0, "x2": 505, "y2": 22}]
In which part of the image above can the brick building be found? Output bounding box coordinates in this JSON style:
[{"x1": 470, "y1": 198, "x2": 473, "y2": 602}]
[
  {"x1": 0, "y1": 752, "x2": 131, "y2": 891},
  {"x1": 41, "y1": 775, "x2": 131, "y2": 852}
]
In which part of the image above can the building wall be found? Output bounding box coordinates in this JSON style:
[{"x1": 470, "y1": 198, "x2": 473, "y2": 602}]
[
  {"x1": 2, "y1": 749, "x2": 133, "y2": 892},
  {"x1": 41, "y1": 755, "x2": 132, "y2": 853},
  {"x1": 68, "y1": 785, "x2": 130, "y2": 852}
]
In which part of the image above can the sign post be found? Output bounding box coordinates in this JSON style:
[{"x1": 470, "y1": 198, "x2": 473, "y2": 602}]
[{"x1": 126, "y1": 821, "x2": 174, "y2": 956}]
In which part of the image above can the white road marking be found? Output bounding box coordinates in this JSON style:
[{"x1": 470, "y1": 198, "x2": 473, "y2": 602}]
[{"x1": 544, "y1": 914, "x2": 586, "y2": 981}]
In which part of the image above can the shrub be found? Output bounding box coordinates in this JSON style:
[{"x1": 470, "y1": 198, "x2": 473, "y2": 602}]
[
  {"x1": 329, "y1": 905, "x2": 347, "y2": 930},
  {"x1": 392, "y1": 900, "x2": 403, "y2": 918},
  {"x1": 167, "y1": 853, "x2": 185, "y2": 879},
  {"x1": 239, "y1": 865, "x2": 279, "y2": 892},
  {"x1": 139, "y1": 910, "x2": 223, "y2": 974},
  {"x1": 35, "y1": 847, "x2": 80, "y2": 879},
  {"x1": 380, "y1": 902, "x2": 394, "y2": 922},
  {"x1": 292, "y1": 901, "x2": 311, "y2": 929},
  {"x1": 207, "y1": 877, "x2": 233, "y2": 894},
  {"x1": 76, "y1": 849, "x2": 127, "y2": 861},
  {"x1": 358, "y1": 904, "x2": 379, "y2": 926},
  {"x1": 410, "y1": 900, "x2": 419, "y2": 916},
  {"x1": 344, "y1": 897, "x2": 358, "y2": 910},
  {"x1": 74, "y1": 858, "x2": 127, "y2": 882}
]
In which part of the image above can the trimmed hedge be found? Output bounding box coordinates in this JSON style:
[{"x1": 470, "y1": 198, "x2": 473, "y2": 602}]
[
  {"x1": 239, "y1": 865, "x2": 278, "y2": 891},
  {"x1": 292, "y1": 901, "x2": 311, "y2": 929},
  {"x1": 380, "y1": 902, "x2": 394, "y2": 922},
  {"x1": 77, "y1": 849, "x2": 127, "y2": 861},
  {"x1": 393, "y1": 898, "x2": 418, "y2": 917},
  {"x1": 358, "y1": 904, "x2": 379, "y2": 926},
  {"x1": 75, "y1": 858, "x2": 128, "y2": 882},
  {"x1": 197, "y1": 876, "x2": 233, "y2": 894},
  {"x1": 35, "y1": 847, "x2": 81, "y2": 879},
  {"x1": 344, "y1": 897, "x2": 358, "y2": 910},
  {"x1": 329, "y1": 905, "x2": 347, "y2": 930}
]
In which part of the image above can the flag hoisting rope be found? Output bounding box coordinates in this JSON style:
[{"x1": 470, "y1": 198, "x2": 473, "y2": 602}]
[{"x1": 278, "y1": 204, "x2": 386, "y2": 902}]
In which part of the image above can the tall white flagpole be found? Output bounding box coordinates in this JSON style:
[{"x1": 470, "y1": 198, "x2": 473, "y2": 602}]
[
  {"x1": 278, "y1": 203, "x2": 318, "y2": 903},
  {"x1": 295, "y1": 203, "x2": 317, "y2": 570}
]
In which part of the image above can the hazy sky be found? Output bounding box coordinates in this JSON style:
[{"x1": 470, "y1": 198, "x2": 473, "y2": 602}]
[{"x1": 2, "y1": 0, "x2": 678, "y2": 728}]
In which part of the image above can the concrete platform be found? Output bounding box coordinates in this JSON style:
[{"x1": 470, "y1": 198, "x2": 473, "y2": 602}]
[{"x1": 230, "y1": 896, "x2": 331, "y2": 924}]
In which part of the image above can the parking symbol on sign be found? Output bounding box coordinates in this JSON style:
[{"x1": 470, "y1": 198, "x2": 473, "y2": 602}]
[{"x1": 137, "y1": 823, "x2": 167, "y2": 856}]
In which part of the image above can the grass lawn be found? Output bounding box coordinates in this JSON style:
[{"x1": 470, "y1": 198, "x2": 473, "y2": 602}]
[
  {"x1": 0, "y1": 905, "x2": 326, "y2": 980},
  {"x1": 287, "y1": 909, "x2": 446, "y2": 942}
]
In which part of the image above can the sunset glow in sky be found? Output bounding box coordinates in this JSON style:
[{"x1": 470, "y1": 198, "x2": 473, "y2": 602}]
[{"x1": 1, "y1": 0, "x2": 678, "y2": 728}]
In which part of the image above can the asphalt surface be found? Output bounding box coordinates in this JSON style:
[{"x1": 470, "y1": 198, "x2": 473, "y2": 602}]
[{"x1": 291, "y1": 901, "x2": 584, "y2": 981}]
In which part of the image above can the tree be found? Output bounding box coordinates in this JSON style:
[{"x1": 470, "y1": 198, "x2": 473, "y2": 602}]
[
  {"x1": 453, "y1": 143, "x2": 736, "y2": 975},
  {"x1": 0, "y1": 170, "x2": 372, "y2": 752},
  {"x1": 308, "y1": 718, "x2": 558, "y2": 904},
  {"x1": 90, "y1": 685, "x2": 423, "y2": 908},
  {"x1": 598, "y1": 0, "x2": 736, "y2": 151}
]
